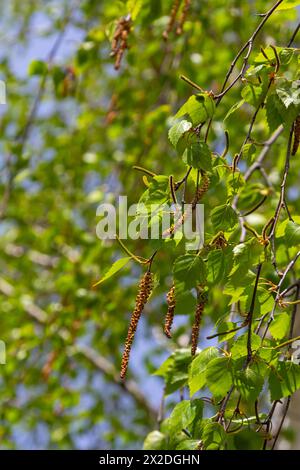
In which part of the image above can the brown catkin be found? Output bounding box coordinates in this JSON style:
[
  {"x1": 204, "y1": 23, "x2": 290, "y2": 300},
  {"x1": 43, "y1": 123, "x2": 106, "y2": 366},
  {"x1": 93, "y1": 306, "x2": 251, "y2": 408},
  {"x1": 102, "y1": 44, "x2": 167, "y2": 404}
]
[
  {"x1": 110, "y1": 17, "x2": 131, "y2": 70},
  {"x1": 192, "y1": 173, "x2": 210, "y2": 207},
  {"x1": 164, "y1": 285, "x2": 176, "y2": 338},
  {"x1": 163, "y1": 0, "x2": 181, "y2": 40},
  {"x1": 120, "y1": 271, "x2": 153, "y2": 379},
  {"x1": 292, "y1": 116, "x2": 300, "y2": 155},
  {"x1": 191, "y1": 301, "x2": 205, "y2": 356},
  {"x1": 176, "y1": 0, "x2": 192, "y2": 35}
]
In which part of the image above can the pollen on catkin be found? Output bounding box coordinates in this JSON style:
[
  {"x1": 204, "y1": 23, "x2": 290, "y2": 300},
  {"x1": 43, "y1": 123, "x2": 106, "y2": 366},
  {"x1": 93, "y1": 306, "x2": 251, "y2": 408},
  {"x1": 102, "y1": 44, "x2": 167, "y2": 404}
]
[
  {"x1": 292, "y1": 116, "x2": 300, "y2": 155},
  {"x1": 191, "y1": 300, "x2": 205, "y2": 356},
  {"x1": 192, "y1": 173, "x2": 210, "y2": 207},
  {"x1": 164, "y1": 284, "x2": 176, "y2": 338},
  {"x1": 120, "y1": 271, "x2": 154, "y2": 379}
]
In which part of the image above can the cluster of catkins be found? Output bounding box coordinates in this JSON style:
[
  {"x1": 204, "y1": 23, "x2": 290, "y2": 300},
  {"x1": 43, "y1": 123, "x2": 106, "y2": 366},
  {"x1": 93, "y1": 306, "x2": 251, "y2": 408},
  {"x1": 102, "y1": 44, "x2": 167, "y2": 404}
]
[
  {"x1": 163, "y1": 0, "x2": 192, "y2": 40},
  {"x1": 120, "y1": 170, "x2": 210, "y2": 378},
  {"x1": 110, "y1": 15, "x2": 132, "y2": 70},
  {"x1": 120, "y1": 273, "x2": 206, "y2": 379}
]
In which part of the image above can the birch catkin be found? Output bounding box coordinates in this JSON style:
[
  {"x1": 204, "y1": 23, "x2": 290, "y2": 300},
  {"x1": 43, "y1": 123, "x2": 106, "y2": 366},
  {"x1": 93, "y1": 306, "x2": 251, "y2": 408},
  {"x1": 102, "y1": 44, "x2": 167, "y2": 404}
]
[
  {"x1": 163, "y1": 0, "x2": 181, "y2": 40},
  {"x1": 164, "y1": 285, "x2": 176, "y2": 338},
  {"x1": 176, "y1": 0, "x2": 192, "y2": 35},
  {"x1": 120, "y1": 271, "x2": 153, "y2": 379},
  {"x1": 192, "y1": 173, "x2": 210, "y2": 207},
  {"x1": 110, "y1": 16, "x2": 131, "y2": 70},
  {"x1": 191, "y1": 300, "x2": 205, "y2": 356},
  {"x1": 292, "y1": 116, "x2": 300, "y2": 155}
]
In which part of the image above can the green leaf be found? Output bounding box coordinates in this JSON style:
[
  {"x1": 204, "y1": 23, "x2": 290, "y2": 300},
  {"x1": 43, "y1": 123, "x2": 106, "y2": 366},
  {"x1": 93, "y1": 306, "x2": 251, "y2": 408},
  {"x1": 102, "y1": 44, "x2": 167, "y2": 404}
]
[
  {"x1": 266, "y1": 91, "x2": 298, "y2": 132},
  {"x1": 127, "y1": 0, "x2": 144, "y2": 19},
  {"x1": 233, "y1": 364, "x2": 264, "y2": 401},
  {"x1": 175, "y1": 93, "x2": 215, "y2": 125},
  {"x1": 269, "y1": 361, "x2": 300, "y2": 401},
  {"x1": 168, "y1": 399, "x2": 203, "y2": 435},
  {"x1": 241, "y1": 84, "x2": 264, "y2": 107},
  {"x1": 185, "y1": 141, "x2": 212, "y2": 171},
  {"x1": 173, "y1": 254, "x2": 206, "y2": 295},
  {"x1": 201, "y1": 422, "x2": 227, "y2": 450},
  {"x1": 231, "y1": 333, "x2": 261, "y2": 359},
  {"x1": 206, "y1": 356, "x2": 233, "y2": 398},
  {"x1": 143, "y1": 431, "x2": 167, "y2": 450},
  {"x1": 229, "y1": 239, "x2": 264, "y2": 279},
  {"x1": 211, "y1": 204, "x2": 238, "y2": 232},
  {"x1": 276, "y1": 84, "x2": 300, "y2": 109},
  {"x1": 93, "y1": 257, "x2": 131, "y2": 286},
  {"x1": 270, "y1": 313, "x2": 290, "y2": 340},
  {"x1": 254, "y1": 46, "x2": 294, "y2": 65},
  {"x1": 224, "y1": 99, "x2": 244, "y2": 121},
  {"x1": 285, "y1": 221, "x2": 300, "y2": 247},
  {"x1": 266, "y1": 94, "x2": 284, "y2": 132},
  {"x1": 189, "y1": 347, "x2": 219, "y2": 396},
  {"x1": 28, "y1": 60, "x2": 48, "y2": 76},
  {"x1": 176, "y1": 439, "x2": 201, "y2": 450},
  {"x1": 207, "y1": 247, "x2": 233, "y2": 285},
  {"x1": 168, "y1": 120, "x2": 192, "y2": 148},
  {"x1": 242, "y1": 143, "x2": 257, "y2": 165},
  {"x1": 154, "y1": 348, "x2": 192, "y2": 395},
  {"x1": 277, "y1": 0, "x2": 300, "y2": 11}
]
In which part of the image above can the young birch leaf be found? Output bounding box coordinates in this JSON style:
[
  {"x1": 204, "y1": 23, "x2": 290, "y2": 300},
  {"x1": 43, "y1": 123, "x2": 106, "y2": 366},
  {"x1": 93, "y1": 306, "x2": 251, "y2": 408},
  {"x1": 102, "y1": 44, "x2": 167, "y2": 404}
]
[
  {"x1": 231, "y1": 333, "x2": 261, "y2": 359},
  {"x1": 233, "y1": 363, "x2": 265, "y2": 401},
  {"x1": 185, "y1": 141, "x2": 212, "y2": 171},
  {"x1": 173, "y1": 254, "x2": 206, "y2": 291},
  {"x1": 277, "y1": 0, "x2": 300, "y2": 11},
  {"x1": 224, "y1": 99, "x2": 245, "y2": 121},
  {"x1": 266, "y1": 94, "x2": 283, "y2": 132},
  {"x1": 168, "y1": 399, "x2": 203, "y2": 435},
  {"x1": 285, "y1": 221, "x2": 300, "y2": 247},
  {"x1": 154, "y1": 349, "x2": 192, "y2": 395},
  {"x1": 93, "y1": 257, "x2": 131, "y2": 286},
  {"x1": 143, "y1": 431, "x2": 167, "y2": 450},
  {"x1": 205, "y1": 356, "x2": 233, "y2": 398},
  {"x1": 175, "y1": 93, "x2": 215, "y2": 125},
  {"x1": 269, "y1": 362, "x2": 300, "y2": 401},
  {"x1": 241, "y1": 84, "x2": 264, "y2": 107},
  {"x1": 168, "y1": 120, "x2": 192, "y2": 148},
  {"x1": 189, "y1": 347, "x2": 219, "y2": 396},
  {"x1": 201, "y1": 422, "x2": 227, "y2": 450},
  {"x1": 269, "y1": 313, "x2": 290, "y2": 340},
  {"x1": 211, "y1": 204, "x2": 238, "y2": 232}
]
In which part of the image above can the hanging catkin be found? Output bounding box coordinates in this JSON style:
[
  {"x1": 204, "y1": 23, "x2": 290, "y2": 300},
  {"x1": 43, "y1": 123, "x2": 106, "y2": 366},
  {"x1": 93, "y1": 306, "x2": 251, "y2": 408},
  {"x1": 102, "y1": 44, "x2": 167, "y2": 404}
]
[
  {"x1": 163, "y1": 0, "x2": 182, "y2": 40},
  {"x1": 164, "y1": 285, "x2": 176, "y2": 338},
  {"x1": 120, "y1": 271, "x2": 153, "y2": 379},
  {"x1": 176, "y1": 0, "x2": 192, "y2": 35},
  {"x1": 292, "y1": 116, "x2": 300, "y2": 155},
  {"x1": 192, "y1": 173, "x2": 210, "y2": 207},
  {"x1": 191, "y1": 300, "x2": 205, "y2": 356}
]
